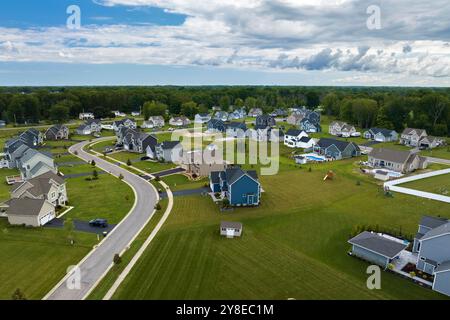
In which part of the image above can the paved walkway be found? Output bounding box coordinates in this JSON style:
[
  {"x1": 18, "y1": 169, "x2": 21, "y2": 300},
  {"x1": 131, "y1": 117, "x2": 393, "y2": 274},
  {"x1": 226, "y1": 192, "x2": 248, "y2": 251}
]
[{"x1": 384, "y1": 168, "x2": 450, "y2": 203}]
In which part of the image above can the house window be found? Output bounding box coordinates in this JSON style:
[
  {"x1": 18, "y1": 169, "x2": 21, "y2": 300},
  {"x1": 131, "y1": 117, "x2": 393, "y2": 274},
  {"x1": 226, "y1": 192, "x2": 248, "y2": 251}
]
[
  {"x1": 51, "y1": 192, "x2": 56, "y2": 199},
  {"x1": 420, "y1": 257, "x2": 425, "y2": 261}
]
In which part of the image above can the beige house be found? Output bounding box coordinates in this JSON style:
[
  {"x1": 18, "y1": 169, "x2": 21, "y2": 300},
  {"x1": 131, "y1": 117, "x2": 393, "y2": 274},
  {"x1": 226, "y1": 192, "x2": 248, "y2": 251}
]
[
  {"x1": 368, "y1": 148, "x2": 428, "y2": 173},
  {"x1": 4, "y1": 198, "x2": 56, "y2": 227},
  {"x1": 287, "y1": 113, "x2": 303, "y2": 126},
  {"x1": 400, "y1": 128, "x2": 428, "y2": 147},
  {"x1": 10, "y1": 171, "x2": 67, "y2": 206},
  {"x1": 180, "y1": 150, "x2": 228, "y2": 177}
]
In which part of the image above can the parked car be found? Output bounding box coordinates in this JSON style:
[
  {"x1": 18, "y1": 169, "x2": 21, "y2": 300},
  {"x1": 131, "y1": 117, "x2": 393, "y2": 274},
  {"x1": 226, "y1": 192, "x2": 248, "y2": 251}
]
[{"x1": 89, "y1": 219, "x2": 108, "y2": 228}]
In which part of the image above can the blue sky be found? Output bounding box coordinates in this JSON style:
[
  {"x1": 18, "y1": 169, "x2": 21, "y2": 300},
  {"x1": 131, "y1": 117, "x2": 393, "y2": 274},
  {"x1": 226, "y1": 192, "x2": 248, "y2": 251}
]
[{"x1": 0, "y1": 0, "x2": 449, "y2": 86}]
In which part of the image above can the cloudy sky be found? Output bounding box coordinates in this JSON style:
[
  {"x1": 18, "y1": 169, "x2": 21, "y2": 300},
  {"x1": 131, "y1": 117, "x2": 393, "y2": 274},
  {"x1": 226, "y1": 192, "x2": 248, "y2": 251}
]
[{"x1": 0, "y1": 0, "x2": 449, "y2": 86}]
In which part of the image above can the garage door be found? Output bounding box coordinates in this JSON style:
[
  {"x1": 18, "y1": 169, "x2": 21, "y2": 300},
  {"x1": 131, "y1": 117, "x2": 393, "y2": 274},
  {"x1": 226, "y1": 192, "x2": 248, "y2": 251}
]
[{"x1": 39, "y1": 212, "x2": 55, "y2": 226}]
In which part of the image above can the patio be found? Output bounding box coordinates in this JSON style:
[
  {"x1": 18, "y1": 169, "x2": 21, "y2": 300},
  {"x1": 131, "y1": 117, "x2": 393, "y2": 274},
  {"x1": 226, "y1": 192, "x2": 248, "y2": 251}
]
[{"x1": 391, "y1": 250, "x2": 434, "y2": 287}]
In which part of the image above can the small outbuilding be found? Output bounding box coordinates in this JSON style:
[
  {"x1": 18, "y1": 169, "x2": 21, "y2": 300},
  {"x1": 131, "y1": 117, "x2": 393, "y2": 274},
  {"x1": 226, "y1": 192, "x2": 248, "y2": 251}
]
[{"x1": 220, "y1": 221, "x2": 243, "y2": 238}]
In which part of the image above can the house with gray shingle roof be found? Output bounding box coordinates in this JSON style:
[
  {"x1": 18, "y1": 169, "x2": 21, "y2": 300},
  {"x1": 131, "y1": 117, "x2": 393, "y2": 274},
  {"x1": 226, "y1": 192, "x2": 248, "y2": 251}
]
[
  {"x1": 313, "y1": 138, "x2": 360, "y2": 160},
  {"x1": 11, "y1": 171, "x2": 67, "y2": 206},
  {"x1": 121, "y1": 128, "x2": 157, "y2": 154},
  {"x1": 329, "y1": 121, "x2": 356, "y2": 137},
  {"x1": 364, "y1": 128, "x2": 398, "y2": 142},
  {"x1": 412, "y1": 216, "x2": 450, "y2": 297},
  {"x1": 209, "y1": 166, "x2": 261, "y2": 206},
  {"x1": 45, "y1": 124, "x2": 69, "y2": 140},
  {"x1": 15, "y1": 147, "x2": 57, "y2": 180},
  {"x1": 155, "y1": 141, "x2": 183, "y2": 163},
  {"x1": 220, "y1": 221, "x2": 243, "y2": 238},
  {"x1": 368, "y1": 148, "x2": 428, "y2": 173},
  {"x1": 348, "y1": 231, "x2": 408, "y2": 268},
  {"x1": 3, "y1": 198, "x2": 56, "y2": 227},
  {"x1": 400, "y1": 128, "x2": 428, "y2": 147}
]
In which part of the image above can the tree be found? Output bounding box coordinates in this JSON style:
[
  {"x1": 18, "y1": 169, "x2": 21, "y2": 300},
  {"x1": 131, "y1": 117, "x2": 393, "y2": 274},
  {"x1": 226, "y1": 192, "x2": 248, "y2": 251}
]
[
  {"x1": 113, "y1": 254, "x2": 122, "y2": 265},
  {"x1": 234, "y1": 98, "x2": 244, "y2": 108},
  {"x1": 322, "y1": 93, "x2": 340, "y2": 116},
  {"x1": 126, "y1": 159, "x2": 132, "y2": 166},
  {"x1": 244, "y1": 97, "x2": 257, "y2": 110},
  {"x1": 49, "y1": 101, "x2": 70, "y2": 123},
  {"x1": 143, "y1": 101, "x2": 168, "y2": 119},
  {"x1": 306, "y1": 91, "x2": 320, "y2": 109},
  {"x1": 422, "y1": 93, "x2": 449, "y2": 127},
  {"x1": 92, "y1": 170, "x2": 99, "y2": 180},
  {"x1": 219, "y1": 96, "x2": 231, "y2": 110},
  {"x1": 180, "y1": 101, "x2": 199, "y2": 118}
]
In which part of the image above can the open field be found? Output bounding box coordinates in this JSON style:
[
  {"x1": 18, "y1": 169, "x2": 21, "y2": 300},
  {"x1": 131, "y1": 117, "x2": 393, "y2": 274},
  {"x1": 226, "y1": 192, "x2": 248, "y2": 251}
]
[
  {"x1": 112, "y1": 158, "x2": 450, "y2": 300},
  {"x1": 0, "y1": 219, "x2": 97, "y2": 300},
  {"x1": 401, "y1": 173, "x2": 450, "y2": 195}
]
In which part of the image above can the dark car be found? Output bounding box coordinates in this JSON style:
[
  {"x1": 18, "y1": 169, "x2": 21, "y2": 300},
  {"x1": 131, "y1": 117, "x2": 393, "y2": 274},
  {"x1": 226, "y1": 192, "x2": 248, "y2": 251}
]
[{"x1": 89, "y1": 219, "x2": 108, "y2": 228}]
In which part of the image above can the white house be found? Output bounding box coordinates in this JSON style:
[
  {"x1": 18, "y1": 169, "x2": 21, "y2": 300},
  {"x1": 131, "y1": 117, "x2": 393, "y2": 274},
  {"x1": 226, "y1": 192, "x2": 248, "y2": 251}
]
[
  {"x1": 284, "y1": 129, "x2": 309, "y2": 148},
  {"x1": 194, "y1": 113, "x2": 212, "y2": 124},
  {"x1": 79, "y1": 112, "x2": 94, "y2": 120},
  {"x1": 220, "y1": 221, "x2": 243, "y2": 238}
]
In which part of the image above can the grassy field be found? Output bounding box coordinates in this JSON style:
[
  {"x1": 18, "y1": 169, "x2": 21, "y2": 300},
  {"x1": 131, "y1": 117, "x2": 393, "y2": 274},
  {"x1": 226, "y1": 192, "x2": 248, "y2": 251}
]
[
  {"x1": 401, "y1": 173, "x2": 450, "y2": 195},
  {"x1": 111, "y1": 157, "x2": 450, "y2": 300},
  {"x1": 162, "y1": 174, "x2": 208, "y2": 191}
]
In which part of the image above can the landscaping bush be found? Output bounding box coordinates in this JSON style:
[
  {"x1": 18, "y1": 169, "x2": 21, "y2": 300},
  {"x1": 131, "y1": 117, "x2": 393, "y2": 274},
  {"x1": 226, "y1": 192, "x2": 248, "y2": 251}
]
[
  {"x1": 91, "y1": 160, "x2": 96, "y2": 167},
  {"x1": 92, "y1": 170, "x2": 99, "y2": 180},
  {"x1": 410, "y1": 271, "x2": 416, "y2": 278},
  {"x1": 11, "y1": 288, "x2": 26, "y2": 300},
  {"x1": 154, "y1": 176, "x2": 161, "y2": 182},
  {"x1": 155, "y1": 203, "x2": 162, "y2": 210},
  {"x1": 118, "y1": 174, "x2": 124, "y2": 180},
  {"x1": 113, "y1": 254, "x2": 122, "y2": 265},
  {"x1": 127, "y1": 159, "x2": 132, "y2": 166}
]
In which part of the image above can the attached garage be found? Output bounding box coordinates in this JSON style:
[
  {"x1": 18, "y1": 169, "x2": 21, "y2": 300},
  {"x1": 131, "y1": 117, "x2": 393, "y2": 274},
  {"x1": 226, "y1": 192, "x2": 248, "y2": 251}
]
[{"x1": 5, "y1": 198, "x2": 56, "y2": 227}]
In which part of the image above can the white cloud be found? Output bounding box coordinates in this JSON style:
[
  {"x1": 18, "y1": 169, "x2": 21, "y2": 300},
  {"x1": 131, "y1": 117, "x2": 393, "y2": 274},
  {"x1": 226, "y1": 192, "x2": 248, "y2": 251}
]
[{"x1": 0, "y1": 0, "x2": 449, "y2": 83}]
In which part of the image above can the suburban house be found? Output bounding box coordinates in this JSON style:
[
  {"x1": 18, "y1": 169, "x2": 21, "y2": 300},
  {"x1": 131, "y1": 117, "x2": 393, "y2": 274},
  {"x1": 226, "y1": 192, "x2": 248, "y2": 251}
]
[
  {"x1": 226, "y1": 122, "x2": 247, "y2": 138},
  {"x1": 313, "y1": 138, "x2": 361, "y2": 160},
  {"x1": 122, "y1": 129, "x2": 158, "y2": 154},
  {"x1": 248, "y1": 126, "x2": 283, "y2": 142},
  {"x1": 180, "y1": 151, "x2": 228, "y2": 177},
  {"x1": 220, "y1": 221, "x2": 243, "y2": 238},
  {"x1": 329, "y1": 121, "x2": 357, "y2": 137},
  {"x1": 368, "y1": 148, "x2": 428, "y2": 173},
  {"x1": 75, "y1": 124, "x2": 92, "y2": 136},
  {"x1": 0, "y1": 120, "x2": 6, "y2": 128},
  {"x1": 287, "y1": 113, "x2": 303, "y2": 126},
  {"x1": 270, "y1": 109, "x2": 288, "y2": 117},
  {"x1": 400, "y1": 128, "x2": 428, "y2": 147},
  {"x1": 169, "y1": 116, "x2": 191, "y2": 127},
  {"x1": 228, "y1": 108, "x2": 246, "y2": 120},
  {"x1": 142, "y1": 116, "x2": 165, "y2": 129},
  {"x1": 113, "y1": 111, "x2": 126, "y2": 117},
  {"x1": 15, "y1": 147, "x2": 57, "y2": 180},
  {"x1": 209, "y1": 166, "x2": 261, "y2": 206},
  {"x1": 85, "y1": 119, "x2": 102, "y2": 133},
  {"x1": 248, "y1": 108, "x2": 263, "y2": 117},
  {"x1": 11, "y1": 171, "x2": 67, "y2": 206},
  {"x1": 255, "y1": 115, "x2": 276, "y2": 128},
  {"x1": 299, "y1": 118, "x2": 321, "y2": 133},
  {"x1": 214, "y1": 111, "x2": 229, "y2": 122},
  {"x1": 207, "y1": 119, "x2": 227, "y2": 133},
  {"x1": 412, "y1": 216, "x2": 450, "y2": 297},
  {"x1": 3, "y1": 198, "x2": 56, "y2": 227},
  {"x1": 194, "y1": 113, "x2": 212, "y2": 124},
  {"x1": 348, "y1": 231, "x2": 408, "y2": 268},
  {"x1": 418, "y1": 136, "x2": 446, "y2": 150},
  {"x1": 113, "y1": 118, "x2": 137, "y2": 131},
  {"x1": 45, "y1": 125, "x2": 69, "y2": 140},
  {"x1": 155, "y1": 141, "x2": 183, "y2": 163},
  {"x1": 3, "y1": 141, "x2": 29, "y2": 168},
  {"x1": 131, "y1": 111, "x2": 141, "y2": 117},
  {"x1": 79, "y1": 112, "x2": 94, "y2": 120},
  {"x1": 19, "y1": 129, "x2": 44, "y2": 147},
  {"x1": 364, "y1": 128, "x2": 399, "y2": 142},
  {"x1": 284, "y1": 129, "x2": 309, "y2": 148}
]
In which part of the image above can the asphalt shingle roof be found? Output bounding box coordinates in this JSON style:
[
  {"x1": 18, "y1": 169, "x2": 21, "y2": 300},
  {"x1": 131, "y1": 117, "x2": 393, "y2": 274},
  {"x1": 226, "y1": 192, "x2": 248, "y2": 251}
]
[
  {"x1": 348, "y1": 231, "x2": 407, "y2": 258},
  {"x1": 6, "y1": 198, "x2": 46, "y2": 216}
]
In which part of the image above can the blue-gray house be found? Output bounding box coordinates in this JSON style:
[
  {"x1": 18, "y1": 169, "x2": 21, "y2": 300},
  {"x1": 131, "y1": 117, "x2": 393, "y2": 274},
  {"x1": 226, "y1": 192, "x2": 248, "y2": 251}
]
[
  {"x1": 209, "y1": 167, "x2": 261, "y2": 207},
  {"x1": 413, "y1": 215, "x2": 450, "y2": 297},
  {"x1": 348, "y1": 231, "x2": 407, "y2": 268},
  {"x1": 207, "y1": 119, "x2": 227, "y2": 133},
  {"x1": 313, "y1": 138, "x2": 361, "y2": 160}
]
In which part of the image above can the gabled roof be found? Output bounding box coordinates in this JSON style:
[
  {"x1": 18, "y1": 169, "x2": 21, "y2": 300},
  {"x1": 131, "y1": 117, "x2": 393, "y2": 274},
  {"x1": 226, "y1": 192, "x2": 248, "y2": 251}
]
[
  {"x1": 210, "y1": 171, "x2": 221, "y2": 184},
  {"x1": 368, "y1": 127, "x2": 396, "y2": 136},
  {"x1": 348, "y1": 231, "x2": 407, "y2": 259},
  {"x1": 13, "y1": 171, "x2": 64, "y2": 197},
  {"x1": 285, "y1": 129, "x2": 305, "y2": 137},
  {"x1": 421, "y1": 222, "x2": 450, "y2": 241},
  {"x1": 6, "y1": 198, "x2": 47, "y2": 216},
  {"x1": 77, "y1": 124, "x2": 90, "y2": 131},
  {"x1": 159, "y1": 141, "x2": 182, "y2": 150},
  {"x1": 317, "y1": 138, "x2": 358, "y2": 152},
  {"x1": 402, "y1": 128, "x2": 426, "y2": 136},
  {"x1": 299, "y1": 136, "x2": 312, "y2": 143},
  {"x1": 226, "y1": 122, "x2": 247, "y2": 130},
  {"x1": 19, "y1": 148, "x2": 52, "y2": 164},
  {"x1": 221, "y1": 221, "x2": 242, "y2": 230},
  {"x1": 368, "y1": 148, "x2": 414, "y2": 164},
  {"x1": 86, "y1": 119, "x2": 101, "y2": 124},
  {"x1": 435, "y1": 261, "x2": 450, "y2": 273},
  {"x1": 225, "y1": 167, "x2": 259, "y2": 185},
  {"x1": 419, "y1": 215, "x2": 448, "y2": 230}
]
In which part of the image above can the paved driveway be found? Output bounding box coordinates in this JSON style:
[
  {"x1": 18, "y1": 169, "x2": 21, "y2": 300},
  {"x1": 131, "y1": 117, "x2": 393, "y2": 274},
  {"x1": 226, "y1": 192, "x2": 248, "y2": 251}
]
[
  {"x1": 160, "y1": 187, "x2": 209, "y2": 199},
  {"x1": 44, "y1": 137, "x2": 159, "y2": 300},
  {"x1": 45, "y1": 218, "x2": 117, "y2": 235},
  {"x1": 153, "y1": 167, "x2": 185, "y2": 178}
]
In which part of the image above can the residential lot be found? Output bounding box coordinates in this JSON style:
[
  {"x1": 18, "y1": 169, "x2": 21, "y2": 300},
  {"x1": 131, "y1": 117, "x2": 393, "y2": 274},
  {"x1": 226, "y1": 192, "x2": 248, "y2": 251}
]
[
  {"x1": 401, "y1": 173, "x2": 450, "y2": 195},
  {"x1": 111, "y1": 158, "x2": 449, "y2": 299}
]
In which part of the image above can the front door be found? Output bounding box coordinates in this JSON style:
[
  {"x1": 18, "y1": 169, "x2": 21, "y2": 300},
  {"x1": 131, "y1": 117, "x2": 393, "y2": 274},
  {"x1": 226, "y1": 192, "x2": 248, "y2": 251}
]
[{"x1": 248, "y1": 195, "x2": 254, "y2": 205}]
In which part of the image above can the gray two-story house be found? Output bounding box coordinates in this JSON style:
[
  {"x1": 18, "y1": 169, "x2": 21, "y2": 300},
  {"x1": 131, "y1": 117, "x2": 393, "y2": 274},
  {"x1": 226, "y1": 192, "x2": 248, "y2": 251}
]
[
  {"x1": 400, "y1": 128, "x2": 427, "y2": 147},
  {"x1": 313, "y1": 138, "x2": 360, "y2": 160}
]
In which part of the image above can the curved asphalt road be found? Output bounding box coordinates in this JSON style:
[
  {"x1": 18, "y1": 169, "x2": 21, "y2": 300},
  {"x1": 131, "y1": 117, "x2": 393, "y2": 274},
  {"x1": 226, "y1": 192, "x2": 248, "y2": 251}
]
[{"x1": 44, "y1": 137, "x2": 158, "y2": 300}]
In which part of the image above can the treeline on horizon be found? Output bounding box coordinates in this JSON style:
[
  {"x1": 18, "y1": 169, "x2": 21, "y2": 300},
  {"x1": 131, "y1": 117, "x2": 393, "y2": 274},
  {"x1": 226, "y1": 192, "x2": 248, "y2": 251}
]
[{"x1": 0, "y1": 86, "x2": 449, "y2": 136}]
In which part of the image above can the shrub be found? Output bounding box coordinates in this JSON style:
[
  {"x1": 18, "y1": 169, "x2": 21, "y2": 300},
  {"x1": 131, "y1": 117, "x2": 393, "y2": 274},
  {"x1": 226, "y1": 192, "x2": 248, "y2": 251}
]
[
  {"x1": 154, "y1": 176, "x2": 161, "y2": 182},
  {"x1": 113, "y1": 254, "x2": 122, "y2": 265},
  {"x1": 74, "y1": 150, "x2": 78, "y2": 155},
  {"x1": 91, "y1": 160, "x2": 96, "y2": 167},
  {"x1": 410, "y1": 271, "x2": 416, "y2": 278},
  {"x1": 127, "y1": 159, "x2": 132, "y2": 166},
  {"x1": 155, "y1": 203, "x2": 162, "y2": 210},
  {"x1": 356, "y1": 180, "x2": 361, "y2": 186},
  {"x1": 118, "y1": 174, "x2": 124, "y2": 180},
  {"x1": 11, "y1": 288, "x2": 26, "y2": 300},
  {"x1": 92, "y1": 170, "x2": 99, "y2": 180},
  {"x1": 308, "y1": 167, "x2": 312, "y2": 172}
]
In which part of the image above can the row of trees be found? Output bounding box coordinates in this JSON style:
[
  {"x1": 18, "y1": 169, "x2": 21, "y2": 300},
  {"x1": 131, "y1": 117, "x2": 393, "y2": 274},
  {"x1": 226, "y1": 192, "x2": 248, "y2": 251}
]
[{"x1": 0, "y1": 86, "x2": 449, "y2": 135}]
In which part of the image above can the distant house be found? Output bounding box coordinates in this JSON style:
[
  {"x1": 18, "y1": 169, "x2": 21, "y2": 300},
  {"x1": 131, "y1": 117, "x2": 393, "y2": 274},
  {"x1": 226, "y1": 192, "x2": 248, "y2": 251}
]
[
  {"x1": 255, "y1": 115, "x2": 276, "y2": 128},
  {"x1": 368, "y1": 148, "x2": 428, "y2": 173},
  {"x1": 220, "y1": 221, "x2": 243, "y2": 238},
  {"x1": 180, "y1": 151, "x2": 228, "y2": 177},
  {"x1": 270, "y1": 109, "x2": 288, "y2": 117},
  {"x1": 228, "y1": 108, "x2": 246, "y2": 120},
  {"x1": 248, "y1": 108, "x2": 263, "y2": 118},
  {"x1": 113, "y1": 118, "x2": 137, "y2": 131},
  {"x1": 287, "y1": 113, "x2": 303, "y2": 126},
  {"x1": 79, "y1": 112, "x2": 94, "y2": 120},
  {"x1": 194, "y1": 113, "x2": 211, "y2": 124},
  {"x1": 11, "y1": 171, "x2": 67, "y2": 206},
  {"x1": 313, "y1": 138, "x2": 360, "y2": 160},
  {"x1": 412, "y1": 216, "x2": 450, "y2": 297},
  {"x1": 419, "y1": 136, "x2": 445, "y2": 150},
  {"x1": 75, "y1": 124, "x2": 92, "y2": 136},
  {"x1": 400, "y1": 128, "x2": 428, "y2": 147},
  {"x1": 214, "y1": 111, "x2": 229, "y2": 122},
  {"x1": 348, "y1": 231, "x2": 407, "y2": 268},
  {"x1": 15, "y1": 147, "x2": 57, "y2": 180},
  {"x1": 209, "y1": 166, "x2": 261, "y2": 206},
  {"x1": 284, "y1": 129, "x2": 309, "y2": 148},
  {"x1": 155, "y1": 141, "x2": 183, "y2": 163},
  {"x1": 142, "y1": 116, "x2": 165, "y2": 129},
  {"x1": 122, "y1": 129, "x2": 158, "y2": 154},
  {"x1": 207, "y1": 119, "x2": 227, "y2": 133},
  {"x1": 19, "y1": 129, "x2": 44, "y2": 147},
  {"x1": 45, "y1": 125, "x2": 69, "y2": 140},
  {"x1": 113, "y1": 111, "x2": 126, "y2": 117},
  {"x1": 226, "y1": 122, "x2": 247, "y2": 138},
  {"x1": 3, "y1": 141, "x2": 29, "y2": 168},
  {"x1": 364, "y1": 128, "x2": 399, "y2": 142},
  {"x1": 3, "y1": 198, "x2": 56, "y2": 227},
  {"x1": 0, "y1": 120, "x2": 6, "y2": 128},
  {"x1": 299, "y1": 118, "x2": 321, "y2": 133},
  {"x1": 248, "y1": 126, "x2": 283, "y2": 143},
  {"x1": 329, "y1": 121, "x2": 356, "y2": 137},
  {"x1": 85, "y1": 119, "x2": 102, "y2": 133},
  {"x1": 131, "y1": 111, "x2": 141, "y2": 117},
  {"x1": 169, "y1": 116, "x2": 191, "y2": 127}
]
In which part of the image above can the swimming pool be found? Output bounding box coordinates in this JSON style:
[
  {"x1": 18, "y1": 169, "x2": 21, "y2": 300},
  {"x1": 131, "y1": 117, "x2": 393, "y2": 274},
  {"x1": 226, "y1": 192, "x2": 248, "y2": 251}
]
[{"x1": 302, "y1": 154, "x2": 326, "y2": 162}]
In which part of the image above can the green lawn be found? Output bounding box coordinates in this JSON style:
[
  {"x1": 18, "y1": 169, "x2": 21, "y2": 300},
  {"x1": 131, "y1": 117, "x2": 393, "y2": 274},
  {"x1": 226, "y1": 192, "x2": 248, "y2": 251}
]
[
  {"x1": 65, "y1": 174, "x2": 135, "y2": 224},
  {"x1": 0, "y1": 168, "x2": 20, "y2": 201},
  {"x1": 162, "y1": 174, "x2": 208, "y2": 191},
  {"x1": 0, "y1": 219, "x2": 97, "y2": 300},
  {"x1": 112, "y1": 158, "x2": 449, "y2": 300},
  {"x1": 401, "y1": 173, "x2": 450, "y2": 195}
]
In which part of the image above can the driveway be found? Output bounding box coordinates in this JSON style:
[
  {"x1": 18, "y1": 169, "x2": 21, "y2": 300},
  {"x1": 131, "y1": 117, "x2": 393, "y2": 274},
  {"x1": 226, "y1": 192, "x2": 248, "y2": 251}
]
[
  {"x1": 44, "y1": 137, "x2": 159, "y2": 300},
  {"x1": 160, "y1": 187, "x2": 209, "y2": 199},
  {"x1": 45, "y1": 218, "x2": 117, "y2": 235},
  {"x1": 153, "y1": 167, "x2": 185, "y2": 178}
]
